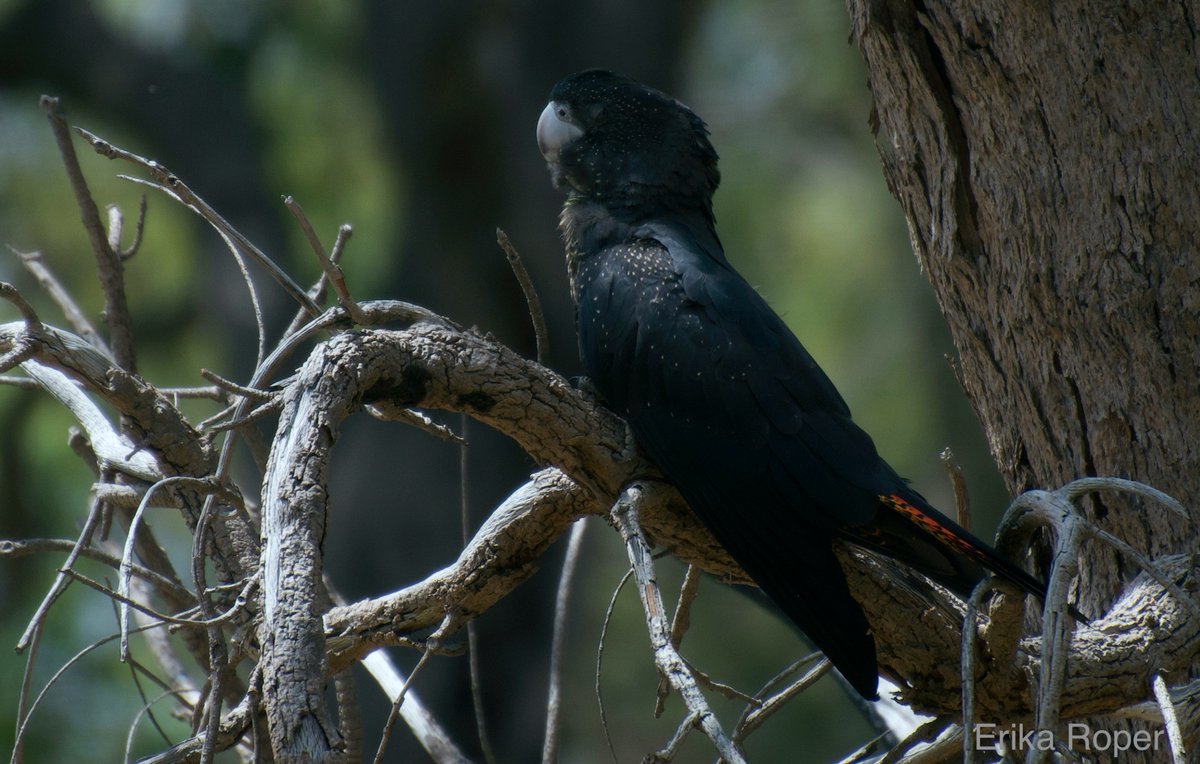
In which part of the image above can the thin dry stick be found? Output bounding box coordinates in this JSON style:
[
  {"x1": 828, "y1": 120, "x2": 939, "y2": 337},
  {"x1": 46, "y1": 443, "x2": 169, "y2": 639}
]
[
  {"x1": 74, "y1": 126, "x2": 320, "y2": 318},
  {"x1": 123, "y1": 688, "x2": 191, "y2": 764},
  {"x1": 0, "y1": 537, "x2": 192, "y2": 603},
  {"x1": 12, "y1": 247, "x2": 111, "y2": 356},
  {"x1": 459, "y1": 415, "x2": 499, "y2": 764},
  {"x1": 118, "y1": 476, "x2": 220, "y2": 659},
  {"x1": 1152, "y1": 673, "x2": 1187, "y2": 763},
  {"x1": 11, "y1": 621, "x2": 39, "y2": 764},
  {"x1": 649, "y1": 711, "x2": 699, "y2": 762},
  {"x1": 10, "y1": 622, "x2": 166, "y2": 764},
  {"x1": 159, "y1": 385, "x2": 225, "y2": 400},
  {"x1": 732, "y1": 658, "x2": 829, "y2": 744},
  {"x1": 496, "y1": 228, "x2": 549, "y2": 361},
  {"x1": 199, "y1": 368, "x2": 273, "y2": 402},
  {"x1": 281, "y1": 228, "x2": 348, "y2": 339},
  {"x1": 192, "y1": 492, "x2": 230, "y2": 764},
  {"x1": 873, "y1": 717, "x2": 960, "y2": 764},
  {"x1": 960, "y1": 579, "x2": 992, "y2": 764},
  {"x1": 597, "y1": 568, "x2": 634, "y2": 764},
  {"x1": 367, "y1": 402, "x2": 468, "y2": 445},
  {"x1": 203, "y1": 397, "x2": 282, "y2": 435},
  {"x1": 991, "y1": 477, "x2": 1196, "y2": 764},
  {"x1": 0, "y1": 282, "x2": 42, "y2": 331},
  {"x1": 16, "y1": 493, "x2": 106, "y2": 652},
  {"x1": 116, "y1": 194, "x2": 148, "y2": 260},
  {"x1": 284, "y1": 197, "x2": 367, "y2": 325},
  {"x1": 542, "y1": 519, "x2": 588, "y2": 764},
  {"x1": 214, "y1": 226, "x2": 268, "y2": 369},
  {"x1": 496, "y1": 227, "x2": 586, "y2": 764},
  {"x1": 133, "y1": 695, "x2": 254, "y2": 764},
  {"x1": 373, "y1": 618, "x2": 452, "y2": 764},
  {"x1": 668, "y1": 564, "x2": 702, "y2": 650},
  {"x1": 611, "y1": 483, "x2": 746, "y2": 764},
  {"x1": 40, "y1": 96, "x2": 136, "y2": 370},
  {"x1": 1085, "y1": 525, "x2": 1200, "y2": 619},
  {"x1": 65, "y1": 568, "x2": 251, "y2": 629},
  {"x1": 106, "y1": 594, "x2": 177, "y2": 754},
  {"x1": 359, "y1": 650, "x2": 470, "y2": 763},
  {"x1": 0, "y1": 336, "x2": 37, "y2": 375},
  {"x1": 939, "y1": 447, "x2": 971, "y2": 530}
]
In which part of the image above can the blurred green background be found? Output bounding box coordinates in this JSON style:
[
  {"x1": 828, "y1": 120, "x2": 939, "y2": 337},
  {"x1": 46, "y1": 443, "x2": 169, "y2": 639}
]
[{"x1": 0, "y1": 0, "x2": 1008, "y2": 761}]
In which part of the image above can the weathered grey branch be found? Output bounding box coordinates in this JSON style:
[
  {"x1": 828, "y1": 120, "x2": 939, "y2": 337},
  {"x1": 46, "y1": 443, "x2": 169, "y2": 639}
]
[
  {"x1": 254, "y1": 321, "x2": 1199, "y2": 734},
  {"x1": 611, "y1": 482, "x2": 746, "y2": 764},
  {"x1": 0, "y1": 320, "x2": 258, "y2": 582},
  {"x1": 11, "y1": 289, "x2": 1197, "y2": 761}
]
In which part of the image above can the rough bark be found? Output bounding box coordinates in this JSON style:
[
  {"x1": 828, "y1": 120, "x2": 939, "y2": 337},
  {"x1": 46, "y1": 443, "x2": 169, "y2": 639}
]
[{"x1": 848, "y1": 0, "x2": 1200, "y2": 758}]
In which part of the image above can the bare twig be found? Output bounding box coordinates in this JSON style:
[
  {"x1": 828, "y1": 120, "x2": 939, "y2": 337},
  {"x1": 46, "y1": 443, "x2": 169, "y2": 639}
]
[
  {"x1": 367, "y1": 401, "x2": 468, "y2": 445},
  {"x1": 359, "y1": 650, "x2": 470, "y2": 763},
  {"x1": 668, "y1": 567, "x2": 701, "y2": 653},
  {"x1": 939, "y1": 447, "x2": 971, "y2": 530},
  {"x1": 596, "y1": 567, "x2": 634, "y2": 764},
  {"x1": 0, "y1": 537, "x2": 192, "y2": 603},
  {"x1": 216, "y1": 225, "x2": 268, "y2": 368},
  {"x1": 75, "y1": 127, "x2": 321, "y2": 318},
  {"x1": 646, "y1": 712, "x2": 699, "y2": 763},
  {"x1": 199, "y1": 368, "x2": 273, "y2": 402},
  {"x1": 40, "y1": 96, "x2": 136, "y2": 370},
  {"x1": 542, "y1": 519, "x2": 588, "y2": 764},
  {"x1": 159, "y1": 385, "x2": 226, "y2": 400},
  {"x1": 610, "y1": 482, "x2": 746, "y2": 764},
  {"x1": 202, "y1": 397, "x2": 283, "y2": 435},
  {"x1": 373, "y1": 617, "x2": 454, "y2": 764},
  {"x1": 0, "y1": 375, "x2": 39, "y2": 389},
  {"x1": 732, "y1": 657, "x2": 828, "y2": 744},
  {"x1": 192, "y1": 490, "x2": 232, "y2": 764},
  {"x1": 873, "y1": 718, "x2": 960, "y2": 764},
  {"x1": 133, "y1": 695, "x2": 255, "y2": 764},
  {"x1": 988, "y1": 477, "x2": 1194, "y2": 764},
  {"x1": 0, "y1": 282, "x2": 42, "y2": 330},
  {"x1": 124, "y1": 688, "x2": 191, "y2": 764},
  {"x1": 960, "y1": 579, "x2": 990, "y2": 764},
  {"x1": 118, "y1": 195, "x2": 148, "y2": 260},
  {"x1": 458, "y1": 415, "x2": 499, "y2": 764},
  {"x1": 62, "y1": 567, "x2": 249, "y2": 629},
  {"x1": 12, "y1": 248, "x2": 110, "y2": 356},
  {"x1": 1152, "y1": 674, "x2": 1187, "y2": 764},
  {"x1": 118, "y1": 477, "x2": 225, "y2": 659},
  {"x1": 12, "y1": 622, "x2": 167, "y2": 763},
  {"x1": 281, "y1": 228, "x2": 349, "y2": 339},
  {"x1": 16, "y1": 494, "x2": 106, "y2": 653},
  {"x1": 496, "y1": 228, "x2": 548, "y2": 361},
  {"x1": 0, "y1": 298, "x2": 39, "y2": 372},
  {"x1": 284, "y1": 197, "x2": 367, "y2": 325}
]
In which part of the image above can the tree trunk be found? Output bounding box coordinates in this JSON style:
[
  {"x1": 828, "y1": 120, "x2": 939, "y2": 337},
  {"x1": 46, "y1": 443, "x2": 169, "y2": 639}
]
[{"x1": 848, "y1": 0, "x2": 1200, "y2": 759}]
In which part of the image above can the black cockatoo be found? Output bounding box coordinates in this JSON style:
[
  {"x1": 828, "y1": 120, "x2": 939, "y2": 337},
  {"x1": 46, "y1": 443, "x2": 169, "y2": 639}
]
[{"x1": 536, "y1": 69, "x2": 1044, "y2": 699}]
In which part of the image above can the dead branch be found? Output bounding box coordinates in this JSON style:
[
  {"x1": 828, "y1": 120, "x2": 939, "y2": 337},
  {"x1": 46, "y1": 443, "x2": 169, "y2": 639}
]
[
  {"x1": 8, "y1": 104, "x2": 1198, "y2": 764},
  {"x1": 40, "y1": 96, "x2": 136, "y2": 370},
  {"x1": 611, "y1": 481, "x2": 746, "y2": 764}
]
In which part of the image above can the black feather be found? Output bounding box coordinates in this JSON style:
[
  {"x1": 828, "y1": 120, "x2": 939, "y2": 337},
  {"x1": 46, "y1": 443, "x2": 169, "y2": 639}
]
[{"x1": 541, "y1": 69, "x2": 1050, "y2": 700}]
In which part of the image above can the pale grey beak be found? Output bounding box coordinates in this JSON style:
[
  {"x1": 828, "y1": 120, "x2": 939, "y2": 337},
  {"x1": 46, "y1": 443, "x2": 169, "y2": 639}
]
[{"x1": 537, "y1": 101, "x2": 582, "y2": 161}]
